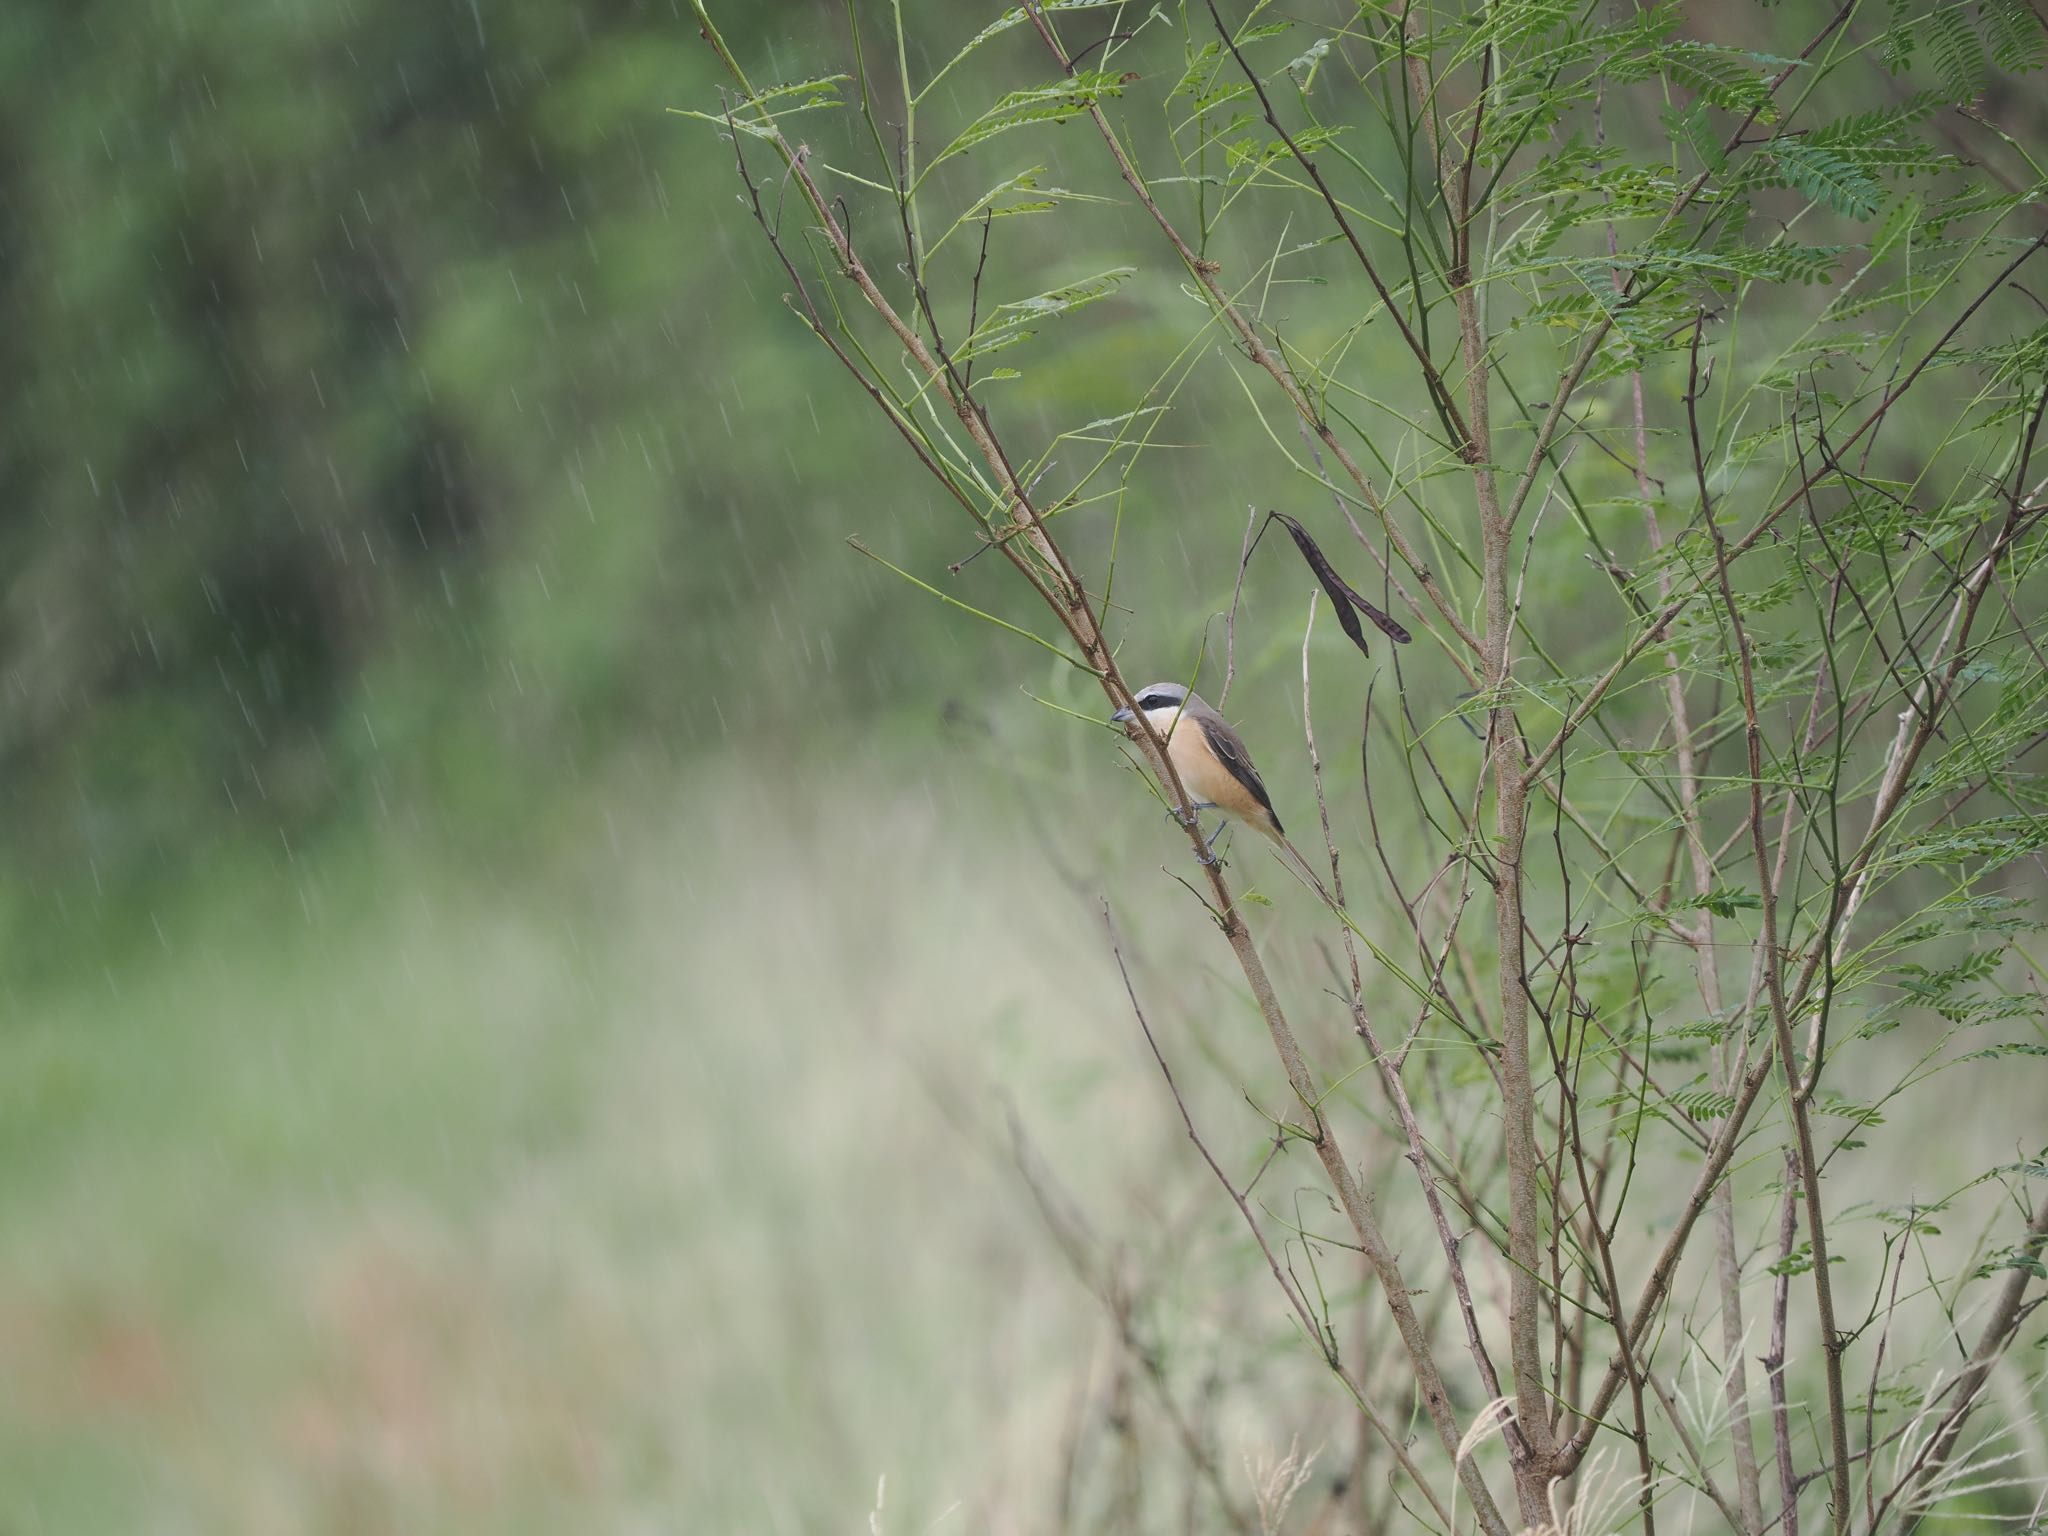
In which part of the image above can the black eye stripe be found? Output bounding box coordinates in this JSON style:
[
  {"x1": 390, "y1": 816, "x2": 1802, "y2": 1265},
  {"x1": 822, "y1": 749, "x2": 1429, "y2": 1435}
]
[{"x1": 1139, "y1": 693, "x2": 1181, "y2": 710}]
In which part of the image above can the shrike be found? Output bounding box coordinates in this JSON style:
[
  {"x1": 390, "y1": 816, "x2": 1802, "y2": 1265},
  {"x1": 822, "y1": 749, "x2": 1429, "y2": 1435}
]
[{"x1": 1112, "y1": 681, "x2": 1324, "y2": 889}]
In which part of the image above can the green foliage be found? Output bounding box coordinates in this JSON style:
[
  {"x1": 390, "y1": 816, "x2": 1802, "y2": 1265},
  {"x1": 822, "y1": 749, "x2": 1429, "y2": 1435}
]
[
  {"x1": 679, "y1": 5, "x2": 2048, "y2": 1523},
  {"x1": 11, "y1": 0, "x2": 2048, "y2": 1516},
  {"x1": 1975, "y1": 1241, "x2": 2048, "y2": 1279},
  {"x1": 1765, "y1": 140, "x2": 1887, "y2": 219},
  {"x1": 935, "y1": 70, "x2": 1138, "y2": 166},
  {"x1": 958, "y1": 268, "x2": 1139, "y2": 360},
  {"x1": 1679, "y1": 885, "x2": 1764, "y2": 918},
  {"x1": 1769, "y1": 1240, "x2": 1847, "y2": 1276},
  {"x1": 1881, "y1": 0, "x2": 2047, "y2": 97},
  {"x1": 1984, "y1": 0, "x2": 2048, "y2": 70}
]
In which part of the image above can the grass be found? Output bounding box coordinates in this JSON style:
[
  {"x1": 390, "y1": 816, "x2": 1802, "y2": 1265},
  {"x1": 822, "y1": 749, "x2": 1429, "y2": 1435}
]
[
  {"x1": 0, "y1": 755, "x2": 1162, "y2": 1533},
  {"x1": 0, "y1": 744, "x2": 2040, "y2": 1533}
]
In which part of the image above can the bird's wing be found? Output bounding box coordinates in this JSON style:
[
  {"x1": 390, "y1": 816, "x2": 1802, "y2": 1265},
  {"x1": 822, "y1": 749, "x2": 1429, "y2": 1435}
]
[{"x1": 1197, "y1": 712, "x2": 1282, "y2": 833}]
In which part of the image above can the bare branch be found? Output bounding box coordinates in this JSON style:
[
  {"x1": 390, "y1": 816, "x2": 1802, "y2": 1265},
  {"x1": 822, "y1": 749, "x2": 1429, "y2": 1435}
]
[
  {"x1": 1104, "y1": 908, "x2": 1457, "y2": 1530},
  {"x1": 1694, "y1": 311, "x2": 1853, "y2": 1536},
  {"x1": 1218, "y1": 503, "x2": 1261, "y2": 711}
]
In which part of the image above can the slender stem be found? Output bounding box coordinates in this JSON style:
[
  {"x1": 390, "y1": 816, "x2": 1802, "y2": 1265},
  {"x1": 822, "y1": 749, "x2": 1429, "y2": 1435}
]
[
  {"x1": 1218, "y1": 503, "x2": 1260, "y2": 711},
  {"x1": 1202, "y1": 0, "x2": 1472, "y2": 454},
  {"x1": 1106, "y1": 911, "x2": 1457, "y2": 1531},
  {"x1": 1874, "y1": 1194, "x2": 2048, "y2": 1527},
  {"x1": 1767, "y1": 1147, "x2": 1803, "y2": 1536},
  {"x1": 1023, "y1": 2, "x2": 1485, "y2": 661},
  {"x1": 703, "y1": 13, "x2": 1512, "y2": 1530},
  {"x1": 1307, "y1": 593, "x2": 1532, "y2": 1472},
  {"x1": 1692, "y1": 316, "x2": 1852, "y2": 1536},
  {"x1": 1607, "y1": 175, "x2": 1766, "y2": 1529}
]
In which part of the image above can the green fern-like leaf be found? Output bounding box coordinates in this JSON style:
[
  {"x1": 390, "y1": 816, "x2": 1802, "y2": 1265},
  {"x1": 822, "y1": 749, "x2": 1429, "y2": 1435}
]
[
  {"x1": 1982, "y1": 0, "x2": 2048, "y2": 71},
  {"x1": 1958, "y1": 1042, "x2": 2048, "y2": 1062},
  {"x1": 927, "y1": 1, "x2": 1131, "y2": 91},
  {"x1": 1809, "y1": 91, "x2": 1946, "y2": 142},
  {"x1": 1925, "y1": 2, "x2": 1990, "y2": 98},
  {"x1": 935, "y1": 71, "x2": 1136, "y2": 166},
  {"x1": 1886, "y1": 814, "x2": 2048, "y2": 872},
  {"x1": 957, "y1": 267, "x2": 1137, "y2": 359},
  {"x1": 1484, "y1": 0, "x2": 1586, "y2": 53},
  {"x1": 1170, "y1": 41, "x2": 1223, "y2": 100},
  {"x1": 1769, "y1": 140, "x2": 1885, "y2": 218},
  {"x1": 1608, "y1": 239, "x2": 1850, "y2": 286},
  {"x1": 1617, "y1": 40, "x2": 1782, "y2": 119},
  {"x1": 1972, "y1": 1242, "x2": 2048, "y2": 1280},
  {"x1": 1662, "y1": 100, "x2": 1726, "y2": 172},
  {"x1": 1883, "y1": 0, "x2": 1922, "y2": 72},
  {"x1": 1671, "y1": 1085, "x2": 1739, "y2": 1120},
  {"x1": 1802, "y1": 93, "x2": 1957, "y2": 178}
]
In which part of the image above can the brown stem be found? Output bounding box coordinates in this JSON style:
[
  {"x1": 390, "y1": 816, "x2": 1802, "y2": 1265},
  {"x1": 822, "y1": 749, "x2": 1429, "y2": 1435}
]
[
  {"x1": 1022, "y1": 2, "x2": 1485, "y2": 661},
  {"x1": 1767, "y1": 1148, "x2": 1803, "y2": 1536},
  {"x1": 1468, "y1": 204, "x2": 1552, "y2": 1511},
  {"x1": 1874, "y1": 1194, "x2": 2048, "y2": 1530},
  {"x1": 703, "y1": 14, "x2": 1511, "y2": 1530},
  {"x1": 1203, "y1": 0, "x2": 1472, "y2": 455},
  {"x1": 1556, "y1": 1011, "x2": 1656, "y2": 1536},
  {"x1": 1307, "y1": 595, "x2": 1530, "y2": 1471},
  {"x1": 1393, "y1": 9, "x2": 1555, "y2": 1498},
  {"x1": 1218, "y1": 503, "x2": 1260, "y2": 711},
  {"x1": 1691, "y1": 315, "x2": 1852, "y2": 1536},
  {"x1": 1612, "y1": 244, "x2": 1762, "y2": 1527},
  {"x1": 1106, "y1": 911, "x2": 1457, "y2": 1530}
]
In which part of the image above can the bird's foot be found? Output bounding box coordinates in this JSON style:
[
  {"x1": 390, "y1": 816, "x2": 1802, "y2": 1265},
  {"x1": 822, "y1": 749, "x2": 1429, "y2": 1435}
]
[{"x1": 1165, "y1": 803, "x2": 1226, "y2": 866}]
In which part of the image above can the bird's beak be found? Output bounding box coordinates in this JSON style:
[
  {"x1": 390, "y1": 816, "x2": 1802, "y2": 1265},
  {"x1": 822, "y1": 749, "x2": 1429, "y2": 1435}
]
[{"x1": 1110, "y1": 705, "x2": 1133, "y2": 724}]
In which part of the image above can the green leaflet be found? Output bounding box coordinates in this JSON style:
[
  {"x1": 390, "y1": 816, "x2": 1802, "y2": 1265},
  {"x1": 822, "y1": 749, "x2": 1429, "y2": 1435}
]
[
  {"x1": 1767, "y1": 141, "x2": 1885, "y2": 220},
  {"x1": 921, "y1": 1, "x2": 1132, "y2": 102},
  {"x1": 1972, "y1": 1243, "x2": 2048, "y2": 1281},
  {"x1": 956, "y1": 267, "x2": 1138, "y2": 360},
  {"x1": 1883, "y1": 816, "x2": 2048, "y2": 873},
  {"x1": 1882, "y1": 0, "x2": 2026, "y2": 100},
  {"x1": 932, "y1": 71, "x2": 1137, "y2": 169},
  {"x1": 1923, "y1": 2, "x2": 1989, "y2": 100},
  {"x1": 1606, "y1": 39, "x2": 1789, "y2": 121},
  {"x1": 1984, "y1": 0, "x2": 2048, "y2": 70}
]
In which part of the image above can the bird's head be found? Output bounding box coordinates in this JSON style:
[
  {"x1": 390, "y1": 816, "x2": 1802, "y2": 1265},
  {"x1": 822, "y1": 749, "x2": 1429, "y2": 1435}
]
[{"x1": 1111, "y1": 681, "x2": 1194, "y2": 737}]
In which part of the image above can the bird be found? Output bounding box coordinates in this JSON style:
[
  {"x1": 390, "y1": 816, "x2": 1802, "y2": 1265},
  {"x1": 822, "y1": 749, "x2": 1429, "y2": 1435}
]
[{"x1": 1111, "y1": 681, "x2": 1324, "y2": 891}]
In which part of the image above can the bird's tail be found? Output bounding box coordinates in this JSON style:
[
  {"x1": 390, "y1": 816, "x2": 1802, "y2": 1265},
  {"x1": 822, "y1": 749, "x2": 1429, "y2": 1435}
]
[{"x1": 1260, "y1": 819, "x2": 1335, "y2": 908}]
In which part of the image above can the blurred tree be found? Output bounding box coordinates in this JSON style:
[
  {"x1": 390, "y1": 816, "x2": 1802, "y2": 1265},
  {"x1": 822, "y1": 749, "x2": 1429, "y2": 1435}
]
[
  {"x1": 6, "y1": 0, "x2": 2044, "y2": 900},
  {"x1": 0, "y1": 0, "x2": 931, "y2": 878}
]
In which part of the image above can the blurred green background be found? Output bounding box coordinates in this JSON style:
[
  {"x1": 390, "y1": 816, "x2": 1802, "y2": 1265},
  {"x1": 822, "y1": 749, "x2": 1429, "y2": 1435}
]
[
  {"x1": 0, "y1": 2, "x2": 1347, "y2": 1528},
  {"x1": 4, "y1": 0, "x2": 2044, "y2": 1531}
]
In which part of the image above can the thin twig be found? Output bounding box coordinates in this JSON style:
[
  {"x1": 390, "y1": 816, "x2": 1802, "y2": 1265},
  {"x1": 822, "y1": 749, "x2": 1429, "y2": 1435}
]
[
  {"x1": 1767, "y1": 1146, "x2": 1803, "y2": 1536},
  {"x1": 1693, "y1": 312, "x2": 1853, "y2": 1536},
  {"x1": 1219, "y1": 503, "x2": 1261, "y2": 710},
  {"x1": 1873, "y1": 1194, "x2": 2048, "y2": 1527},
  {"x1": 1304, "y1": 591, "x2": 1528, "y2": 1468},
  {"x1": 1105, "y1": 907, "x2": 1457, "y2": 1530}
]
